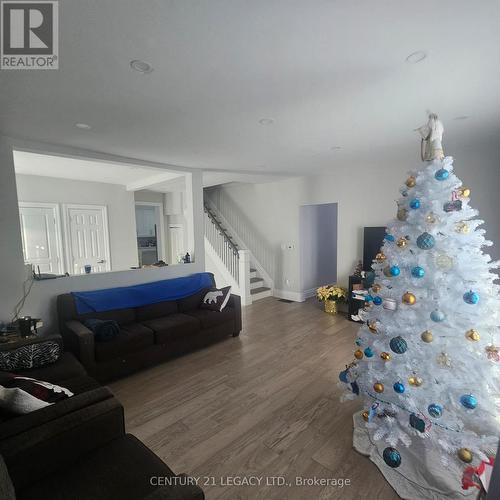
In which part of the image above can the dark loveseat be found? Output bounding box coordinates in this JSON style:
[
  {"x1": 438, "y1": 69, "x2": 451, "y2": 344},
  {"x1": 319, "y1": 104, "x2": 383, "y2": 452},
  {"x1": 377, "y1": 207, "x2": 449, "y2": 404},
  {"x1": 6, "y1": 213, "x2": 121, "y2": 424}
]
[
  {"x1": 57, "y1": 273, "x2": 242, "y2": 382},
  {"x1": 0, "y1": 342, "x2": 204, "y2": 500}
]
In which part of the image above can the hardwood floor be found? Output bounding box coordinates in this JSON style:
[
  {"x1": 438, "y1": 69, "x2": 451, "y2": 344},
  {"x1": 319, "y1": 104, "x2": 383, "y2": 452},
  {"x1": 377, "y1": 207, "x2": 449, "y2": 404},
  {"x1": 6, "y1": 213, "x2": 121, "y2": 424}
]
[{"x1": 110, "y1": 297, "x2": 399, "y2": 499}]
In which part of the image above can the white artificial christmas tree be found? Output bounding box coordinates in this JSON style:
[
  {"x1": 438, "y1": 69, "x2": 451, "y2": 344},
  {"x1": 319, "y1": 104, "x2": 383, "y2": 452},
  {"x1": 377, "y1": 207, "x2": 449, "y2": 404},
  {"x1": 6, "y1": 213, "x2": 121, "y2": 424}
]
[{"x1": 340, "y1": 115, "x2": 499, "y2": 499}]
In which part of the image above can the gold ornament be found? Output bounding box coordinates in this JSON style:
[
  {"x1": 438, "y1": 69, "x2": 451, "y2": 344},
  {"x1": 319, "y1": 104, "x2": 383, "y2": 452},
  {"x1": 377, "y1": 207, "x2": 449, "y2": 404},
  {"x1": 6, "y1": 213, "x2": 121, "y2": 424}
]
[
  {"x1": 380, "y1": 351, "x2": 391, "y2": 361},
  {"x1": 368, "y1": 320, "x2": 378, "y2": 334},
  {"x1": 436, "y1": 254, "x2": 454, "y2": 271},
  {"x1": 465, "y1": 329, "x2": 480, "y2": 342},
  {"x1": 396, "y1": 237, "x2": 408, "y2": 248},
  {"x1": 405, "y1": 176, "x2": 416, "y2": 188},
  {"x1": 375, "y1": 252, "x2": 386, "y2": 262},
  {"x1": 362, "y1": 410, "x2": 370, "y2": 422},
  {"x1": 457, "y1": 187, "x2": 471, "y2": 198},
  {"x1": 372, "y1": 284, "x2": 382, "y2": 294},
  {"x1": 373, "y1": 382, "x2": 384, "y2": 393},
  {"x1": 457, "y1": 448, "x2": 473, "y2": 463},
  {"x1": 354, "y1": 349, "x2": 364, "y2": 360},
  {"x1": 425, "y1": 212, "x2": 437, "y2": 224},
  {"x1": 408, "y1": 375, "x2": 423, "y2": 387},
  {"x1": 455, "y1": 221, "x2": 470, "y2": 234},
  {"x1": 397, "y1": 207, "x2": 408, "y2": 221},
  {"x1": 421, "y1": 330, "x2": 434, "y2": 343},
  {"x1": 436, "y1": 351, "x2": 452, "y2": 368},
  {"x1": 383, "y1": 266, "x2": 392, "y2": 277},
  {"x1": 402, "y1": 291, "x2": 417, "y2": 305}
]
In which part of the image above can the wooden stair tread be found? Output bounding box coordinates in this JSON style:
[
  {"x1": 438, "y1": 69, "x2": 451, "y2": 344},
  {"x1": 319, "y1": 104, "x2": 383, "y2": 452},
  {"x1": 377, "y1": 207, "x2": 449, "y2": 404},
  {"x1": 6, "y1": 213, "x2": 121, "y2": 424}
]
[{"x1": 251, "y1": 286, "x2": 271, "y2": 294}]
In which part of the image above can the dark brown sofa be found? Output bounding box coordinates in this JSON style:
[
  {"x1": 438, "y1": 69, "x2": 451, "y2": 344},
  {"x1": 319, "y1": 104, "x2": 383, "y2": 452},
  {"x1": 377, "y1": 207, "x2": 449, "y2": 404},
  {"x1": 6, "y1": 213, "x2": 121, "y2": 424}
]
[
  {"x1": 0, "y1": 341, "x2": 204, "y2": 500},
  {"x1": 57, "y1": 274, "x2": 242, "y2": 382}
]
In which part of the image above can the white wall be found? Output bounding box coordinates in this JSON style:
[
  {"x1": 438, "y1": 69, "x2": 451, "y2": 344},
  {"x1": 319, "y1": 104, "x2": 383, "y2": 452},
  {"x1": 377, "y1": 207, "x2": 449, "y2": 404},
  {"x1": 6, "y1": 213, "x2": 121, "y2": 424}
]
[
  {"x1": 0, "y1": 136, "x2": 205, "y2": 332},
  {"x1": 16, "y1": 174, "x2": 139, "y2": 272},
  {"x1": 208, "y1": 143, "x2": 500, "y2": 298}
]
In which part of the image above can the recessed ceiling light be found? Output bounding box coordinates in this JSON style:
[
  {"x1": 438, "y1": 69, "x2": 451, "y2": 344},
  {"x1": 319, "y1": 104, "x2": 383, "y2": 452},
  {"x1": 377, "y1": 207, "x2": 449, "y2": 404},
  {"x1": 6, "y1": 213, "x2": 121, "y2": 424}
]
[
  {"x1": 405, "y1": 51, "x2": 427, "y2": 64},
  {"x1": 330, "y1": 146, "x2": 342, "y2": 151},
  {"x1": 453, "y1": 115, "x2": 469, "y2": 121},
  {"x1": 259, "y1": 118, "x2": 274, "y2": 125},
  {"x1": 75, "y1": 123, "x2": 91, "y2": 130},
  {"x1": 130, "y1": 59, "x2": 154, "y2": 74}
]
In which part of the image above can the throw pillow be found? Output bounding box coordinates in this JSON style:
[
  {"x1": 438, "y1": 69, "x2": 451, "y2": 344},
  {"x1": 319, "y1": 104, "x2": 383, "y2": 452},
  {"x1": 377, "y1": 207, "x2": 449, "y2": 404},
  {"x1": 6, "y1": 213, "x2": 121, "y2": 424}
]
[
  {"x1": 0, "y1": 340, "x2": 60, "y2": 371},
  {"x1": 200, "y1": 287, "x2": 231, "y2": 312},
  {"x1": 0, "y1": 373, "x2": 73, "y2": 415},
  {"x1": 83, "y1": 318, "x2": 120, "y2": 342}
]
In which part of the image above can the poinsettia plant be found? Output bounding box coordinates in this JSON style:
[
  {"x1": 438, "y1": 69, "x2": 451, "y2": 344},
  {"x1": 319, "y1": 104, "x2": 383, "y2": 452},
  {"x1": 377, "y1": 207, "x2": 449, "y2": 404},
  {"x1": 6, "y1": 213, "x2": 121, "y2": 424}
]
[{"x1": 316, "y1": 285, "x2": 347, "y2": 303}]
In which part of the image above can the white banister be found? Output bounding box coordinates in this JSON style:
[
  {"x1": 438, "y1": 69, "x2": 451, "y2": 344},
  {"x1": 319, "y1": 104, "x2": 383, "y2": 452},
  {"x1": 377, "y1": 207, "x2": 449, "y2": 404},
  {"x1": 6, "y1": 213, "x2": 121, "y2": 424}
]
[{"x1": 238, "y1": 249, "x2": 251, "y2": 306}]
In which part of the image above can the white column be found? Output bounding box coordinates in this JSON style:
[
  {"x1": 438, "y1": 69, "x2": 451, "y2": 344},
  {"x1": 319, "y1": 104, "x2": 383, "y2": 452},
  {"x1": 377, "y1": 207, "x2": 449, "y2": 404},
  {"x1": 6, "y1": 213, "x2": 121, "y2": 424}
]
[{"x1": 238, "y1": 249, "x2": 252, "y2": 306}]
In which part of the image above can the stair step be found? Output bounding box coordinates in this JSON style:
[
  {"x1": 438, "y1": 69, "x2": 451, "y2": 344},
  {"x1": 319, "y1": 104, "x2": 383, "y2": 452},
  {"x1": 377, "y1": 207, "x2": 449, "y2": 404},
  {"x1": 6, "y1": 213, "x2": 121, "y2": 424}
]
[
  {"x1": 251, "y1": 286, "x2": 270, "y2": 295},
  {"x1": 250, "y1": 277, "x2": 263, "y2": 283},
  {"x1": 250, "y1": 268, "x2": 257, "y2": 273}
]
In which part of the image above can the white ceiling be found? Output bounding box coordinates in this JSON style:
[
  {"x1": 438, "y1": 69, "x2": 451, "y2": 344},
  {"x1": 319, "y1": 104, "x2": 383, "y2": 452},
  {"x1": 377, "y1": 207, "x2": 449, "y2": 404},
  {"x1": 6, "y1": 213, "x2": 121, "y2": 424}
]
[
  {"x1": 2, "y1": 1, "x2": 500, "y2": 176},
  {"x1": 13, "y1": 151, "x2": 183, "y2": 191}
]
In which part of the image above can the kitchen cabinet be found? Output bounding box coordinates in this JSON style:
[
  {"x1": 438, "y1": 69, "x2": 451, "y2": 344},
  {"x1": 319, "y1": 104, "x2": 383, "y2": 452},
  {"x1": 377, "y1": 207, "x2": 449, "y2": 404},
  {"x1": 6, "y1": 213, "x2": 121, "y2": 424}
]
[{"x1": 135, "y1": 206, "x2": 157, "y2": 237}]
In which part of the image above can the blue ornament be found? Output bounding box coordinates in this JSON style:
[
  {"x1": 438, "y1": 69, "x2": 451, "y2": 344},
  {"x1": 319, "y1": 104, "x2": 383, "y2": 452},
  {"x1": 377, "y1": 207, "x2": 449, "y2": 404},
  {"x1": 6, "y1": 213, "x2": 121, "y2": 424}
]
[
  {"x1": 463, "y1": 290, "x2": 480, "y2": 305},
  {"x1": 364, "y1": 347, "x2": 374, "y2": 358},
  {"x1": 430, "y1": 309, "x2": 446, "y2": 322},
  {"x1": 410, "y1": 198, "x2": 421, "y2": 209},
  {"x1": 339, "y1": 369, "x2": 349, "y2": 383},
  {"x1": 355, "y1": 338, "x2": 362, "y2": 346},
  {"x1": 435, "y1": 168, "x2": 450, "y2": 181},
  {"x1": 385, "y1": 234, "x2": 395, "y2": 242},
  {"x1": 365, "y1": 294, "x2": 373, "y2": 302},
  {"x1": 417, "y1": 232, "x2": 435, "y2": 250},
  {"x1": 383, "y1": 447, "x2": 402, "y2": 468},
  {"x1": 411, "y1": 266, "x2": 425, "y2": 278},
  {"x1": 393, "y1": 382, "x2": 405, "y2": 394},
  {"x1": 390, "y1": 265, "x2": 401, "y2": 276},
  {"x1": 373, "y1": 296, "x2": 383, "y2": 306},
  {"x1": 389, "y1": 336, "x2": 408, "y2": 354},
  {"x1": 460, "y1": 394, "x2": 477, "y2": 410},
  {"x1": 428, "y1": 403, "x2": 443, "y2": 418}
]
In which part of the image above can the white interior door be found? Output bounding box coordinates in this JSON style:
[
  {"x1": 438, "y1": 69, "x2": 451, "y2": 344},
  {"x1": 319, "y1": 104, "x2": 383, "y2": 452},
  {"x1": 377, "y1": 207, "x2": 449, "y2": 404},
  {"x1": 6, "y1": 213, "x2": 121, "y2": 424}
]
[
  {"x1": 64, "y1": 204, "x2": 111, "y2": 274},
  {"x1": 18, "y1": 203, "x2": 63, "y2": 274},
  {"x1": 169, "y1": 224, "x2": 185, "y2": 264}
]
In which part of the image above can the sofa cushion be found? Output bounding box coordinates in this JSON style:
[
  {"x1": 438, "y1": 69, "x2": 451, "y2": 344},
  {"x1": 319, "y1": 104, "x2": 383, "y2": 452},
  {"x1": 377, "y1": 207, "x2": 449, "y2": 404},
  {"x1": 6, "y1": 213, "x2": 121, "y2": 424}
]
[
  {"x1": 9, "y1": 352, "x2": 86, "y2": 385},
  {"x1": 135, "y1": 300, "x2": 178, "y2": 322},
  {"x1": 185, "y1": 307, "x2": 235, "y2": 329},
  {"x1": 16, "y1": 434, "x2": 180, "y2": 500},
  {"x1": 142, "y1": 314, "x2": 200, "y2": 344},
  {"x1": 95, "y1": 325, "x2": 154, "y2": 362},
  {"x1": 177, "y1": 288, "x2": 211, "y2": 312}
]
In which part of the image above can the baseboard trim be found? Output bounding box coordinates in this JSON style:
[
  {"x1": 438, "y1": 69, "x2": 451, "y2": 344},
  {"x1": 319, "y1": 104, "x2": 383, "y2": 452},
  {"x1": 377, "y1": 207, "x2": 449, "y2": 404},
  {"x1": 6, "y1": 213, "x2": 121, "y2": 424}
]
[{"x1": 273, "y1": 289, "x2": 305, "y2": 302}]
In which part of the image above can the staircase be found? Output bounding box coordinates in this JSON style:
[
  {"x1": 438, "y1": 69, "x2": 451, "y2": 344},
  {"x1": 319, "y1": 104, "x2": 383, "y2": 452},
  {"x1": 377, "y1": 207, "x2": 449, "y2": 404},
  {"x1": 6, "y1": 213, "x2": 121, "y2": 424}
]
[{"x1": 204, "y1": 202, "x2": 272, "y2": 304}]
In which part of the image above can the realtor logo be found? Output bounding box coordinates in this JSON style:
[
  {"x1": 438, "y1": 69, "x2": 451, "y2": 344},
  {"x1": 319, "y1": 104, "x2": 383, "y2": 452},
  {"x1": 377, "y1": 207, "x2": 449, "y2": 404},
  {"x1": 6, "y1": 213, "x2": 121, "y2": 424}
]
[{"x1": 1, "y1": 1, "x2": 58, "y2": 69}]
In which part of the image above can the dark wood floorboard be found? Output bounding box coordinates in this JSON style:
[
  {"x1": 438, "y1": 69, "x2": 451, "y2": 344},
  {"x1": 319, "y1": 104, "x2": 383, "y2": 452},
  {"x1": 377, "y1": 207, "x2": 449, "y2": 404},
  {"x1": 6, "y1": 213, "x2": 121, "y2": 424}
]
[{"x1": 110, "y1": 297, "x2": 399, "y2": 500}]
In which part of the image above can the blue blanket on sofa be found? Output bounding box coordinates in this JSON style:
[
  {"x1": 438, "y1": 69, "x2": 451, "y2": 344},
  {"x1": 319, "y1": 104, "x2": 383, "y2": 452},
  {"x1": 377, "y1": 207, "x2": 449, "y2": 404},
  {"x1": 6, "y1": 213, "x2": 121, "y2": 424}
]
[{"x1": 72, "y1": 272, "x2": 214, "y2": 314}]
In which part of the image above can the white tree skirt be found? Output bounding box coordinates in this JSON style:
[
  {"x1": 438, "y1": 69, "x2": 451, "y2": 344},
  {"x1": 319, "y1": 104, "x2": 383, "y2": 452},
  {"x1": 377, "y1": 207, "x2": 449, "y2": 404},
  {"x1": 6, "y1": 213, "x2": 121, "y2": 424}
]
[{"x1": 352, "y1": 413, "x2": 477, "y2": 500}]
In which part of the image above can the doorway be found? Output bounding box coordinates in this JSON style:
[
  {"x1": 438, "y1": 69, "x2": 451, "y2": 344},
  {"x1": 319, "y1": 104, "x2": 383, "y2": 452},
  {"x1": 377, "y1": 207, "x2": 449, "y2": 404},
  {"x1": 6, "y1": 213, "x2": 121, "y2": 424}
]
[
  {"x1": 18, "y1": 202, "x2": 64, "y2": 274},
  {"x1": 63, "y1": 204, "x2": 112, "y2": 274},
  {"x1": 299, "y1": 203, "x2": 338, "y2": 296}
]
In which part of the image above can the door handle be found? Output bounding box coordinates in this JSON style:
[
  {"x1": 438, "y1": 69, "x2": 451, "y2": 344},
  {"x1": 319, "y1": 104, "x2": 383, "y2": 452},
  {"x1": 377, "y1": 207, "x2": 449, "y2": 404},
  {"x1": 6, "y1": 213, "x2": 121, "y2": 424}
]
[{"x1": 97, "y1": 259, "x2": 106, "y2": 263}]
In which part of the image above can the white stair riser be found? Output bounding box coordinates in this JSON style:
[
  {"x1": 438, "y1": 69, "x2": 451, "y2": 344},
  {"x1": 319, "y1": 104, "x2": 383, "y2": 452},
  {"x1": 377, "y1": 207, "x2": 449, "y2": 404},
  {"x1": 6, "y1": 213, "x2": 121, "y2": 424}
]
[
  {"x1": 250, "y1": 271, "x2": 257, "y2": 279},
  {"x1": 250, "y1": 280, "x2": 264, "y2": 290}
]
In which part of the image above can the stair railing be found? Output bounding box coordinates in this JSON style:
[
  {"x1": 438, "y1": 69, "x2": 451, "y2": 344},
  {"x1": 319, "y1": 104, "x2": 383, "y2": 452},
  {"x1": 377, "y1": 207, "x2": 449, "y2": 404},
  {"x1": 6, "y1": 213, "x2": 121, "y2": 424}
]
[
  {"x1": 204, "y1": 205, "x2": 240, "y2": 283},
  {"x1": 204, "y1": 189, "x2": 276, "y2": 283}
]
